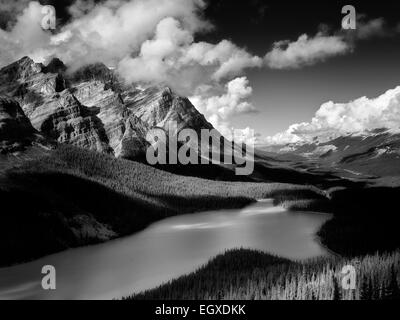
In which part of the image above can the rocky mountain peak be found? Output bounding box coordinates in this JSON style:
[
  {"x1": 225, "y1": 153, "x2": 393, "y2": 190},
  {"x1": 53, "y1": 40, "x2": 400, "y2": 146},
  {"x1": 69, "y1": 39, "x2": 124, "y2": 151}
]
[
  {"x1": 162, "y1": 86, "x2": 173, "y2": 95},
  {"x1": 0, "y1": 56, "x2": 218, "y2": 160},
  {"x1": 70, "y1": 63, "x2": 118, "y2": 85},
  {"x1": 43, "y1": 58, "x2": 67, "y2": 74},
  {"x1": 0, "y1": 56, "x2": 42, "y2": 84}
]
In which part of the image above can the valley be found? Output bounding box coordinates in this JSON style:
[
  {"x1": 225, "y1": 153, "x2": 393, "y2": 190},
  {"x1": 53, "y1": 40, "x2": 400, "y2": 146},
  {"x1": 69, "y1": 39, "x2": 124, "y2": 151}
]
[{"x1": 258, "y1": 128, "x2": 400, "y2": 185}]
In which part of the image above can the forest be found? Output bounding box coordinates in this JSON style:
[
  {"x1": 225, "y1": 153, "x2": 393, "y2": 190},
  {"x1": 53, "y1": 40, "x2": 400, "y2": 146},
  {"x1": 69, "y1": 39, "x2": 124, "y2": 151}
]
[{"x1": 129, "y1": 249, "x2": 400, "y2": 300}]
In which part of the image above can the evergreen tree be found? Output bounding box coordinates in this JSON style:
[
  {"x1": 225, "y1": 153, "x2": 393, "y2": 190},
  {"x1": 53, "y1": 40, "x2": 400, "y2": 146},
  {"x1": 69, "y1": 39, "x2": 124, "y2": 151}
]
[
  {"x1": 360, "y1": 277, "x2": 373, "y2": 300},
  {"x1": 385, "y1": 265, "x2": 400, "y2": 300},
  {"x1": 332, "y1": 275, "x2": 341, "y2": 300}
]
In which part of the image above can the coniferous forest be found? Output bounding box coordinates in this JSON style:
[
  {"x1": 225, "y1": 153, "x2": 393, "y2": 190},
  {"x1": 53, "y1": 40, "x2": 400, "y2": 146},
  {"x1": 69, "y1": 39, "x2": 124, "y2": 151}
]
[{"x1": 129, "y1": 249, "x2": 400, "y2": 300}]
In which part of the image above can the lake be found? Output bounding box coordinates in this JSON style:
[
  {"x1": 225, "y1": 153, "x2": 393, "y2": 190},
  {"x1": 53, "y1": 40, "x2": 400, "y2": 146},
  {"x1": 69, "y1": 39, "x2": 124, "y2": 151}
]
[{"x1": 0, "y1": 199, "x2": 331, "y2": 300}]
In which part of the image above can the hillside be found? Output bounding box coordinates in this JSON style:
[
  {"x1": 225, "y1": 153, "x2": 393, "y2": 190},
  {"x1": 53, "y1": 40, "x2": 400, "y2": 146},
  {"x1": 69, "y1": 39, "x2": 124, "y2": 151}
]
[
  {"x1": 0, "y1": 96, "x2": 50, "y2": 154},
  {"x1": 0, "y1": 144, "x2": 324, "y2": 267}
]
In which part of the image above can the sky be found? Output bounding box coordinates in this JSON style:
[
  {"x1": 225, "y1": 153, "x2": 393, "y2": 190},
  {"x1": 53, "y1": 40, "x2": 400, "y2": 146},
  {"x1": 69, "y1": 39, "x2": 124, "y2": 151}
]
[{"x1": 1, "y1": 0, "x2": 400, "y2": 145}]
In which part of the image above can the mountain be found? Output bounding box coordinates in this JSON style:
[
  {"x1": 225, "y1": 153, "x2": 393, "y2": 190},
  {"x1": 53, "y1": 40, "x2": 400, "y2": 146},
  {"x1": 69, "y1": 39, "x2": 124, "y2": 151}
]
[
  {"x1": 3, "y1": 56, "x2": 379, "y2": 186},
  {"x1": 0, "y1": 57, "x2": 217, "y2": 161},
  {"x1": 259, "y1": 129, "x2": 400, "y2": 181}
]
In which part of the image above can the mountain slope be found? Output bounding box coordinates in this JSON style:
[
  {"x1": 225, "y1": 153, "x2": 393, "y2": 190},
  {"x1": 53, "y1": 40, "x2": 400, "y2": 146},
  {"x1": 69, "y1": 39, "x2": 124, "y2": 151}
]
[
  {"x1": 0, "y1": 144, "x2": 323, "y2": 266},
  {"x1": 0, "y1": 57, "x2": 218, "y2": 161},
  {"x1": 0, "y1": 96, "x2": 49, "y2": 154}
]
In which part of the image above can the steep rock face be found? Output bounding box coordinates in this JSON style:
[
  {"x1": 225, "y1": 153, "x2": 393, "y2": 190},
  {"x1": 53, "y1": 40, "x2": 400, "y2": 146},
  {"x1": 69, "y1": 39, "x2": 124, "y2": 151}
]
[
  {"x1": 29, "y1": 90, "x2": 112, "y2": 154},
  {"x1": 0, "y1": 57, "x2": 221, "y2": 160},
  {"x1": 124, "y1": 86, "x2": 213, "y2": 132},
  {"x1": 0, "y1": 57, "x2": 42, "y2": 86},
  {"x1": 0, "y1": 96, "x2": 37, "y2": 153},
  {"x1": 0, "y1": 57, "x2": 65, "y2": 107},
  {"x1": 42, "y1": 57, "x2": 67, "y2": 74},
  {"x1": 0, "y1": 58, "x2": 114, "y2": 154},
  {"x1": 72, "y1": 80, "x2": 127, "y2": 155},
  {"x1": 118, "y1": 115, "x2": 150, "y2": 160},
  {"x1": 67, "y1": 65, "x2": 218, "y2": 159}
]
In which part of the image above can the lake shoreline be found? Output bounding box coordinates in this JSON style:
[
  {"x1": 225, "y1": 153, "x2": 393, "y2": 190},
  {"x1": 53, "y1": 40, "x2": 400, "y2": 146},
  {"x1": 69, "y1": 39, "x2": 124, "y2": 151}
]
[{"x1": 0, "y1": 200, "x2": 331, "y2": 299}]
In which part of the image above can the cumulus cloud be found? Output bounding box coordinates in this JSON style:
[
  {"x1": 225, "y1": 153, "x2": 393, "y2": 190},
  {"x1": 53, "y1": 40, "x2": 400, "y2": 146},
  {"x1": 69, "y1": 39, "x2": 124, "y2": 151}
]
[
  {"x1": 0, "y1": 2, "x2": 392, "y2": 82},
  {"x1": 1, "y1": 2, "x2": 395, "y2": 77},
  {"x1": 68, "y1": 0, "x2": 98, "y2": 19},
  {"x1": 0, "y1": 1, "x2": 262, "y2": 94},
  {"x1": 0, "y1": 0, "x2": 31, "y2": 28},
  {"x1": 202, "y1": 114, "x2": 257, "y2": 145},
  {"x1": 221, "y1": 124, "x2": 258, "y2": 145},
  {"x1": 47, "y1": 0, "x2": 213, "y2": 73},
  {"x1": 265, "y1": 86, "x2": 400, "y2": 145},
  {"x1": 264, "y1": 33, "x2": 350, "y2": 69},
  {"x1": 190, "y1": 77, "x2": 256, "y2": 120},
  {"x1": 117, "y1": 19, "x2": 261, "y2": 94},
  {"x1": 0, "y1": 0, "x2": 211, "y2": 67},
  {"x1": 117, "y1": 17, "x2": 194, "y2": 85},
  {"x1": 264, "y1": 15, "x2": 395, "y2": 70},
  {"x1": 189, "y1": 77, "x2": 258, "y2": 143},
  {"x1": 0, "y1": 2, "x2": 52, "y2": 64},
  {"x1": 181, "y1": 40, "x2": 263, "y2": 80},
  {"x1": 355, "y1": 17, "x2": 387, "y2": 39}
]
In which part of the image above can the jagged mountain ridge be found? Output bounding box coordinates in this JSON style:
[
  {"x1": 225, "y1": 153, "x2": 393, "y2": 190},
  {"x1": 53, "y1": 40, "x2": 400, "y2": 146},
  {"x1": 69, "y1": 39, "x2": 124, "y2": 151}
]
[{"x1": 0, "y1": 56, "x2": 218, "y2": 160}]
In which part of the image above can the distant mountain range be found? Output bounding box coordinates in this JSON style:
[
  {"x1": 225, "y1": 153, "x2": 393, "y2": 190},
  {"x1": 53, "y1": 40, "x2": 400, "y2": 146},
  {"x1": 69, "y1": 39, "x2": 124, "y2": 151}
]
[{"x1": 259, "y1": 129, "x2": 400, "y2": 181}]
